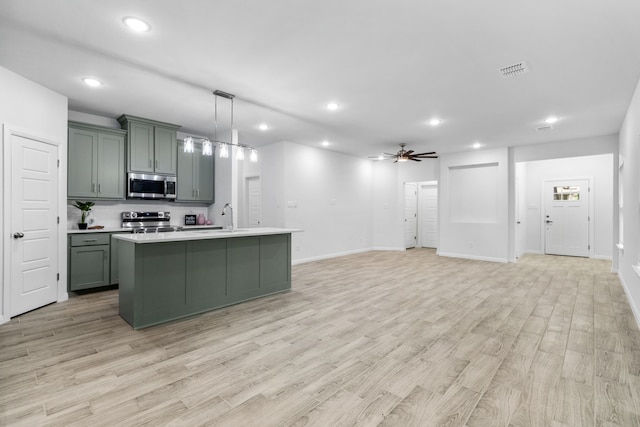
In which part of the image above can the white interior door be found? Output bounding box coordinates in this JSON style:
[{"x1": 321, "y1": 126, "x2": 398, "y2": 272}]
[
  {"x1": 247, "y1": 176, "x2": 262, "y2": 227},
  {"x1": 10, "y1": 134, "x2": 59, "y2": 316},
  {"x1": 544, "y1": 179, "x2": 589, "y2": 257},
  {"x1": 419, "y1": 182, "x2": 438, "y2": 248},
  {"x1": 404, "y1": 182, "x2": 417, "y2": 249}
]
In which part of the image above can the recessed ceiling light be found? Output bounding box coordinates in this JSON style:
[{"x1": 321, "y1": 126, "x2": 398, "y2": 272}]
[
  {"x1": 429, "y1": 118, "x2": 441, "y2": 126},
  {"x1": 472, "y1": 142, "x2": 482, "y2": 149},
  {"x1": 258, "y1": 123, "x2": 270, "y2": 131},
  {"x1": 81, "y1": 77, "x2": 102, "y2": 87},
  {"x1": 123, "y1": 16, "x2": 151, "y2": 32},
  {"x1": 545, "y1": 116, "x2": 558, "y2": 124},
  {"x1": 321, "y1": 140, "x2": 330, "y2": 147},
  {"x1": 326, "y1": 102, "x2": 340, "y2": 111}
]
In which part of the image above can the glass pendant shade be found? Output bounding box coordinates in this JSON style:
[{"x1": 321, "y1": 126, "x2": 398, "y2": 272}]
[
  {"x1": 236, "y1": 146, "x2": 245, "y2": 161},
  {"x1": 250, "y1": 149, "x2": 258, "y2": 163},
  {"x1": 219, "y1": 142, "x2": 229, "y2": 158},
  {"x1": 202, "y1": 139, "x2": 213, "y2": 156},
  {"x1": 183, "y1": 136, "x2": 195, "y2": 153}
]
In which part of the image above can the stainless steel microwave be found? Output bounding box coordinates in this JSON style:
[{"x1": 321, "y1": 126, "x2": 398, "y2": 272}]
[{"x1": 127, "y1": 173, "x2": 176, "y2": 200}]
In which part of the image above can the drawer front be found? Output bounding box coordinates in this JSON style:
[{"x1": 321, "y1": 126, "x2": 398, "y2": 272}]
[{"x1": 70, "y1": 233, "x2": 110, "y2": 247}]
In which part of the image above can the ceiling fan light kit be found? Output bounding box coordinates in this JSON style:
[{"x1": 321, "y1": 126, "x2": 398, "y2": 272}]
[{"x1": 369, "y1": 143, "x2": 438, "y2": 163}]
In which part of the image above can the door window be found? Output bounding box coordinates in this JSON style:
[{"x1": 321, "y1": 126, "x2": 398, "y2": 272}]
[{"x1": 553, "y1": 185, "x2": 580, "y2": 201}]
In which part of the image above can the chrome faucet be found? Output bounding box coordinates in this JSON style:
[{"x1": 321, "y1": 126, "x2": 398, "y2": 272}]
[{"x1": 221, "y1": 203, "x2": 233, "y2": 230}]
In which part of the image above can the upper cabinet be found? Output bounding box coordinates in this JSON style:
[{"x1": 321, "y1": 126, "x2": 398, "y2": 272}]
[
  {"x1": 117, "y1": 115, "x2": 180, "y2": 174},
  {"x1": 68, "y1": 121, "x2": 126, "y2": 200},
  {"x1": 177, "y1": 140, "x2": 215, "y2": 203}
]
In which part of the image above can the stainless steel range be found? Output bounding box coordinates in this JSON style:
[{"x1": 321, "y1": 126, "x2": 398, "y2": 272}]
[{"x1": 121, "y1": 211, "x2": 183, "y2": 233}]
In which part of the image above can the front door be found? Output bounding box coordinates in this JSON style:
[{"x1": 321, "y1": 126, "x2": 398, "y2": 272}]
[
  {"x1": 544, "y1": 179, "x2": 589, "y2": 257},
  {"x1": 10, "y1": 134, "x2": 59, "y2": 316}
]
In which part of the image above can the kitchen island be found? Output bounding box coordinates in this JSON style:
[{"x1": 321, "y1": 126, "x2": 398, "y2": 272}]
[{"x1": 113, "y1": 228, "x2": 301, "y2": 329}]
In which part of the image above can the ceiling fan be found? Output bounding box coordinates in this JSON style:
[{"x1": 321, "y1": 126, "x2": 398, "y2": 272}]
[{"x1": 369, "y1": 143, "x2": 438, "y2": 163}]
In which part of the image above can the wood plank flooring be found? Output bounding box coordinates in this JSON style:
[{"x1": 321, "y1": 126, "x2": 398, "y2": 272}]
[{"x1": 1, "y1": 250, "x2": 640, "y2": 426}]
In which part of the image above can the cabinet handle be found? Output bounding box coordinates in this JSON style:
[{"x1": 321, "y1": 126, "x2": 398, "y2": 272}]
[
  {"x1": 197, "y1": 189, "x2": 199, "y2": 197},
  {"x1": 92, "y1": 183, "x2": 95, "y2": 192},
  {"x1": 83, "y1": 239, "x2": 98, "y2": 242},
  {"x1": 98, "y1": 183, "x2": 101, "y2": 193},
  {"x1": 149, "y1": 159, "x2": 152, "y2": 168},
  {"x1": 155, "y1": 159, "x2": 158, "y2": 169}
]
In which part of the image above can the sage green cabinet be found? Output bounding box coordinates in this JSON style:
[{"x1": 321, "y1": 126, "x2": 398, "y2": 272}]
[
  {"x1": 177, "y1": 141, "x2": 215, "y2": 202},
  {"x1": 117, "y1": 115, "x2": 180, "y2": 174},
  {"x1": 110, "y1": 233, "x2": 127, "y2": 285},
  {"x1": 68, "y1": 234, "x2": 110, "y2": 291},
  {"x1": 118, "y1": 233, "x2": 292, "y2": 329},
  {"x1": 68, "y1": 122, "x2": 126, "y2": 200}
]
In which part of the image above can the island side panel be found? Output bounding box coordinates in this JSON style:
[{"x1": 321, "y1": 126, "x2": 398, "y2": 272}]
[
  {"x1": 118, "y1": 240, "x2": 137, "y2": 327},
  {"x1": 138, "y1": 241, "x2": 188, "y2": 328},
  {"x1": 260, "y1": 234, "x2": 291, "y2": 293},
  {"x1": 186, "y1": 239, "x2": 228, "y2": 311}
]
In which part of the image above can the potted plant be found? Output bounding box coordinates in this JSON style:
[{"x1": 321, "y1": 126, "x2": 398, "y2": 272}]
[{"x1": 73, "y1": 201, "x2": 95, "y2": 230}]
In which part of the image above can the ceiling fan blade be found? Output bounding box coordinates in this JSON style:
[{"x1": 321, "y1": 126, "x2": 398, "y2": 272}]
[
  {"x1": 393, "y1": 159, "x2": 398, "y2": 163},
  {"x1": 405, "y1": 150, "x2": 414, "y2": 156},
  {"x1": 412, "y1": 152, "x2": 437, "y2": 156},
  {"x1": 410, "y1": 158, "x2": 422, "y2": 162}
]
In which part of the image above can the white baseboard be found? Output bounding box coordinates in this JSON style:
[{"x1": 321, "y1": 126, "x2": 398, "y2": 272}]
[
  {"x1": 57, "y1": 292, "x2": 69, "y2": 303},
  {"x1": 372, "y1": 247, "x2": 406, "y2": 252},
  {"x1": 617, "y1": 271, "x2": 640, "y2": 330},
  {"x1": 0, "y1": 315, "x2": 8, "y2": 325},
  {"x1": 438, "y1": 252, "x2": 508, "y2": 263},
  {"x1": 292, "y1": 248, "x2": 373, "y2": 265},
  {"x1": 592, "y1": 255, "x2": 613, "y2": 260},
  {"x1": 523, "y1": 250, "x2": 543, "y2": 255}
]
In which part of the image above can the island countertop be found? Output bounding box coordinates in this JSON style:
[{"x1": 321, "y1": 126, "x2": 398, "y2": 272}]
[{"x1": 113, "y1": 227, "x2": 302, "y2": 244}]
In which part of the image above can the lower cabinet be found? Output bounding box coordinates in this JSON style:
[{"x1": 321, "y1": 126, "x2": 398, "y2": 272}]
[
  {"x1": 68, "y1": 232, "x2": 130, "y2": 291},
  {"x1": 68, "y1": 234, "x2": 110, "y2": 291}
]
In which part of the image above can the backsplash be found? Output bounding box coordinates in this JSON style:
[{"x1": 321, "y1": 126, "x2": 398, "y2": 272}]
[{"x1": 66, "y1": 200, "x2": 211, "y2": 230}]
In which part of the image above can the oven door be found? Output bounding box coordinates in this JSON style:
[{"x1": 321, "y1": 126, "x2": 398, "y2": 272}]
[{"x1": 128, "y1": 173, "x2": 173, "y2": 199}]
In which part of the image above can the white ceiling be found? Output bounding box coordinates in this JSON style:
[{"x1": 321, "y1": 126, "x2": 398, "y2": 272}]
[{"x1": 2, "y1": 0, "x2": 640, "y2": 158}]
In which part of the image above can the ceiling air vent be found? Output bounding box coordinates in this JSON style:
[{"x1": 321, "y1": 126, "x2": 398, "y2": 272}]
[
  {"x1": 536, "y1": 125, "x2": 553, "y2": 131},
  {"x1": 499, "y1": 62, "x2": 529, "y2": 78}
]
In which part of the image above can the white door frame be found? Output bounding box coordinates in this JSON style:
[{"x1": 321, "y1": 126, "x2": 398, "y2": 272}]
[
  {"x1": 2, "y1": 124, "x2": 66, "y2": 325},
  {"x1": 540, "y1": 176, "x2": 594, "y2": 258}
]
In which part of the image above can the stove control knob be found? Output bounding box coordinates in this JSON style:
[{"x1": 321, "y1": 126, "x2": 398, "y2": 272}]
[
  {"x1": 131, "y1": 212, "x2": 137, "y2": 218},
  {"x1": 158, "y1": 212, "x2": 164, "y2": 218},
  {"x1": 123, "y1": 213, "x2": 130, "y2": 218}
]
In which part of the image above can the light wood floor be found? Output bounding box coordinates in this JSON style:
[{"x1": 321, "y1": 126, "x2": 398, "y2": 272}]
[{"x1": 2, "y1": 250, "x2": 640, "y2": 426}]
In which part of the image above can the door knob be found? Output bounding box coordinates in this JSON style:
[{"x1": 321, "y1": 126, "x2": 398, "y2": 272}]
[
  {"x1": 545, "y1": 220, "x2": 553, "y2": 224},
  {"x1": 13, "y1": 232, "x2": 24, "y2": 239}
]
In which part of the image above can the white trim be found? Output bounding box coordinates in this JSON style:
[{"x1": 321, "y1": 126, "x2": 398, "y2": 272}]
[
  {"x1": 618, "y1": 271, "x2": 640, "y2": 329},
  {"x1": 591, "y1": 255, "x2": 613, "y2": 261},
  {"x1": 292, "y1": 248, "x2": 373, "y2": 265},
  {"x1": 437, "y1": 251, "x2": 508, "y2": 263},
  {"x1": 616, "y1": 242, "x2": 624, "y2": 251},
  {"x1": 2, "y1": 124, "x2": 65, "y2": 325},
  {"x1": 524, "y1": 249, "x2": 544, "y2": 255},
  {"x1": 372, "y1": 246, "x2": 406, "y2": 252}
]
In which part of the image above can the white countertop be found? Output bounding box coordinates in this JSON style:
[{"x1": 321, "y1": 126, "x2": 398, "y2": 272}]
[
  {"x1": 112, "y1": 227, "x2": 302, "y2": 244},
  {"x1": 67, "y1": 225, "x2": 224, "y2": 234}
]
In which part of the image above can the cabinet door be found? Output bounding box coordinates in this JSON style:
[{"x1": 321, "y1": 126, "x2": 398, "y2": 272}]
[
  {"x1": 176, "y1": 142, "x2": 196, "y2": 201},
  {"x1": 196, "y1": 149, "x2": 215, "y2": 202},
  {"x1": 68, "y1": 128, "x2": 98, "y2": 198},
  {"x1": 69, "y1": 245, "x2": 110, "y2": 291},
  {"x1": 97, "y1": 133, "x2": 125, "y2": 199},
  {"x1": 128, "y1": 122, "x2": 154, "y2": 172},
  {"x1": 154, "y1": 126, "x2": 177, "y2": 174}
]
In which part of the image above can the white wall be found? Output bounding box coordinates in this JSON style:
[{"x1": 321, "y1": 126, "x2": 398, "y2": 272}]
[
  {"x1": 518, "y1": 154, "x2": 613, "y2": 259},
  {"x1": 439, "y1": 148, "x2": 510, "y2": 262},
  {"x1": 618, "y1": 74, "x2": 640, "y2": 325},
  {"x1": 0, "y1": 66, "x2": 68, "y2": 324}
]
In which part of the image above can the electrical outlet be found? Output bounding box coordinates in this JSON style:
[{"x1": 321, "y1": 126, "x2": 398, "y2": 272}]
[{"x1": 469, "y1": 241, "x2": 474, "y2": 248}]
